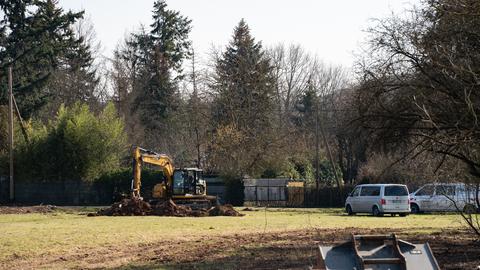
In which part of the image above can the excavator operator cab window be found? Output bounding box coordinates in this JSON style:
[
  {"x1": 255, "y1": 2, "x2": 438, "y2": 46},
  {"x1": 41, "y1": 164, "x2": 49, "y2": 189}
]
[
  {"x1": 173, "y1": 170, "x2": 186, "y2": 195},
  {"x1": 184, "y1": 170, "x2": 196, "y2": 194},
  {"x1": 173, "y1": 169, "x2": 203, "y2": 195}
]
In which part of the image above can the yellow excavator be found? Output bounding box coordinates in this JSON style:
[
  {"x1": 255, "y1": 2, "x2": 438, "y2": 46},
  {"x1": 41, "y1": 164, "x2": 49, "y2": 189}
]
[{"x1": 131, "y1": 146, "x2": 216, "y2": 208}]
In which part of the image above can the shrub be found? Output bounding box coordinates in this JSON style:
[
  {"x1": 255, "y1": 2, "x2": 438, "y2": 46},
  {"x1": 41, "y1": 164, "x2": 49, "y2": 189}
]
[{"x1": 15, "y1": 102, "x2": 127, "y2": 182}]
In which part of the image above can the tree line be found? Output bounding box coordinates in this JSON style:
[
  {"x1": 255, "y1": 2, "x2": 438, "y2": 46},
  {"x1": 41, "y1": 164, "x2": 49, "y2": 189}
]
[{"x1": 1, "y1": 0, "x2": 479, "y2": 198}]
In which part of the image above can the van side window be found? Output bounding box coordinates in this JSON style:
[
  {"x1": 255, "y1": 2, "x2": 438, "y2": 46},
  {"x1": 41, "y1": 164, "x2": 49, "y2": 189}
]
[
  {"x1": 384, "y1": 186, "x2": 408, "y2": 196},
  {"x1": 416, "y1": 185, "x2": 434, "y2": 196},
  {"x1": 351, "y1": 187, "x2": 361, "y2": 197},
  {"x1": 437, "y1": 185, "x2": 455, "y2": 196},
  {"x1": 360, "y1": 186, "x2": 380, "y2": 196}
]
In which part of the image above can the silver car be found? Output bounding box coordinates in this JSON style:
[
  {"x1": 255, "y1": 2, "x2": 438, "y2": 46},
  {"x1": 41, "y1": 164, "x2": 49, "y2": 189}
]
[
  {"x1": 345, "y1": 184, "x2": 410, "y2": 216},
  {"x1": 409, "y1": 183, "x2": 478, "y2": 213}
]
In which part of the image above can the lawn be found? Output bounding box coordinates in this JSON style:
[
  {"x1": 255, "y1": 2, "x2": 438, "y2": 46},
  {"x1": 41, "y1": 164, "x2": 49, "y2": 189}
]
[{"x1": 0, "y1": 207, "x2": 475, "y2": 269}]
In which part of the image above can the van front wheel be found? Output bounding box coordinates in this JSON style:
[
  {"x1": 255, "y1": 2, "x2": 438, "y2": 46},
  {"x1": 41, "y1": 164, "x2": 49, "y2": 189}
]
[
  {"x1": 410, "y1": 203, "x2": 420, "y2": 214},
  {"x1": 346, "y1": 205, "x2": 355, "y2": 216},
  {"x1": 372, "y1": 206, "x2": 383, "y2": 217}
]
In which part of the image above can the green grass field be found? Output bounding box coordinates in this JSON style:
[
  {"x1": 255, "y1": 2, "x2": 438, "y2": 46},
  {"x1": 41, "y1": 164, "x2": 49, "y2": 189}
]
[{"x1": 0, "y1": 207, "x2": 470, "y2": 269}]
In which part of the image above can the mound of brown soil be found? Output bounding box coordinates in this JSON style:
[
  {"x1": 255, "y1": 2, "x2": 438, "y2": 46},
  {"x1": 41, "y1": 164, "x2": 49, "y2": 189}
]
[
  {"x1": 151, "y1": 199, "x2": 193, "y2": 217},
  {"x1": 96, "y1": 198, "x2": 152, "y2": 216},
  {"x1": 0, "y1": 205, "x2": 57, "y2": 214},
  {"x1": 208, "y1": 204, "x2": 244, "y2": 216},
  {"x1": 94, "y1": 199, "x2": 243, "y2": 217}
]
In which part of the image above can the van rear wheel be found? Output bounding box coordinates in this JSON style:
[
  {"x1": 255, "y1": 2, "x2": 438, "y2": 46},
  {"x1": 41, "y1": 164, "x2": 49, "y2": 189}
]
[
  {"x1": 463, "y1": 204, "x2": 476, "y2": 214},
  {"x1": 372, "y1": 206, "x2": 383, "y2": 217}
]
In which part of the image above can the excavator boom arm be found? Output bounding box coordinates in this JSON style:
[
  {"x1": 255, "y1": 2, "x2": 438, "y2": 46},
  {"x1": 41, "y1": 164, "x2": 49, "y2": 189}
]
[{"x1": 132, "y1": 147, "x2": 174, "y2": 198}]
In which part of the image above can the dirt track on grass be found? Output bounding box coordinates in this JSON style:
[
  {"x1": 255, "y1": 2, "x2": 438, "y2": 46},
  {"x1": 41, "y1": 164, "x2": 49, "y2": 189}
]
[{"x1": 3, "y1": 228, "x2": 478, "y2": 270}]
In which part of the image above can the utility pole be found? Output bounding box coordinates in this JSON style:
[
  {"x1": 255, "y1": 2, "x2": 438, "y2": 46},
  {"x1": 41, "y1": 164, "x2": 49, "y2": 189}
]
[
  {"x1": 312, "y1": 79, "x2": 341, "y2": 190},
  {"x1": 8, "y1": 66, "x2": 14, "y2": 201},
  {"x1": 314, "y1": 103, "x2": 320, "y2": 191},
  {"x1": 191, "y1": 49, "x2": 201, "y2": 168},
  {"x1": 309, "y1": 79, "x2": 320, "y2": 192},
  {"x1": 318, "y1": 109, "x2": 342, "y2": 189}
]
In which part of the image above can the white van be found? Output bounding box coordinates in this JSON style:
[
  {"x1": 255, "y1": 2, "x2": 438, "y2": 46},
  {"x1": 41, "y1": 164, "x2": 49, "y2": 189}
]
[
  {"x1": 409, "y1": 183, "x2": 478, "y2": 213},
  {"x1": 345, "y1": 184, "x2": 410, "y2": 216}
]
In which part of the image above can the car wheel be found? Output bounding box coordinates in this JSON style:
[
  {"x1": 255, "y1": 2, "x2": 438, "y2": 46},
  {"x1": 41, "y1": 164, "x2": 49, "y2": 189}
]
[
  {"x1": 346, "y1": 205, "x2": 355, "y2": 216},
  {"x1": 463, "y1": 204, "x2": 476, "y2": 214},
  {"x1": 410, "y1": 203, "x2": 420, "y2": 214},
  {"x1": 372, "y1": 206, "x2": 383, "y2": 217},
  {"x1": 399, "y1": 213, "x2": 408, "y2": 217}
]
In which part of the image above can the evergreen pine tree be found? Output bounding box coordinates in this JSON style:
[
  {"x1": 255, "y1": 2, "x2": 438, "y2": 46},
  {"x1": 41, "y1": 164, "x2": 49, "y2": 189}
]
[
  {"x1": 210, "y1": 19, "x2": 276, "y2": 178},
  {"x1": 213, "y1": 19, "x2": 275, "y2": 132},
  {"x1": 126, "y1": 0, "x2": 192, "y2": 132},
  {"x1": 0, "y1": 0, "x2": 84, "y2": 118}
]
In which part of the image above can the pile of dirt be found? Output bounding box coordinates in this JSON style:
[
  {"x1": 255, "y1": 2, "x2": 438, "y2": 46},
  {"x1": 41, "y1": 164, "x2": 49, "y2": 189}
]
[
  {"x1": 96, "y1": 198, "x2": 152, "y2": 216},
  {"x1": 0, "y1": 205, "x2": 56, "y2": 214},
  {"x1": 208, "y1": 204, "x2": 244, "y2": 216},
  {"x1": 151, "y1": 199, "x2": 195, "y2": 217},
  {"x1": 93, "y1": 199, "x2": 243, "y2": 217}
]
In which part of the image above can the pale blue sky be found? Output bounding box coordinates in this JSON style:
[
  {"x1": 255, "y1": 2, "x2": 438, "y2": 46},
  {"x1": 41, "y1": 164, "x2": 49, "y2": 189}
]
[{"x1": 58, "y1": 0, "x2": 419, "y2": 68}]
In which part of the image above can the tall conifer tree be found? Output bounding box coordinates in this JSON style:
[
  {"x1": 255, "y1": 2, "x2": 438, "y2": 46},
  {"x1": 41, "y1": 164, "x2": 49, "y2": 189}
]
[
  {"x1": 213, "y1": 19, "x2": 275, "y2": 132},
  {"x1": 128, "y1": 0, "x2": 192, "y2": 131},
  {"x1": 0, "y1": 0, "x2": 83, "y2": 118}
]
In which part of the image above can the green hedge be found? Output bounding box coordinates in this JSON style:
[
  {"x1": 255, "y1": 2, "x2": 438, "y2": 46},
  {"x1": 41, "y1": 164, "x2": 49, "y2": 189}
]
[
  {"x1": 14, "y1": 102, "x2": 127, "y2": 182},
  {"x1": 95, "y1": 168, "x2": 165, "y2": 201}
]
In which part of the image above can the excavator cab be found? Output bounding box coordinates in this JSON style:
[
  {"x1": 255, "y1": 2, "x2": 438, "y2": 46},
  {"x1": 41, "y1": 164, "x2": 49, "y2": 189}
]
[{"x1": 172, "y1": 168, "x2": 206, "y2": 196}]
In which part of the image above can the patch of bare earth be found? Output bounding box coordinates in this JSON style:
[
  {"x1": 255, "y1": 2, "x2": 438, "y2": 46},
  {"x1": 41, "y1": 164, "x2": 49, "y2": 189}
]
[
  {"x1": 3, "y1": 228, "x2": 479, "y2": 270},
  {"x1": 0, "y1": 205, "x2": 56, "y2": 214}
]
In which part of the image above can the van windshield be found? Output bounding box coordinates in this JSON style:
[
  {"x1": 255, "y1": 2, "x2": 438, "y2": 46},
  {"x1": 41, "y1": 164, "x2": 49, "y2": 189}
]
[{"x1": 384, "y1": 186, "x2": 408, "y2": 196}]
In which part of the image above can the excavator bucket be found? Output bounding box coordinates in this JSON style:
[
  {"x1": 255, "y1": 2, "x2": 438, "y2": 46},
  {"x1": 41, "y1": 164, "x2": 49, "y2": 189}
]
[{"x1": 315, "y1": 234, "x2": 440, "y2": 270}]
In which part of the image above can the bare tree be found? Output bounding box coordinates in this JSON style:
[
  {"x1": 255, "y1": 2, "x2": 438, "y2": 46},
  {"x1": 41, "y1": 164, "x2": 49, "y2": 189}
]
[
  {"x1": 39, "y1": 16, "x2": 103, "y2": 119},
  {"x1": 356, "y1": 0, "x2": 480, "y2": 237},
  {"x1": 110, "y1": 34, "x2": 146, "y2": 146},
  {"x1": 268, "y1": 44, "x2": 312, "y2": 124},
  {"x1": 174, "y1": 49, "x2": 212, "y2": 168}
]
